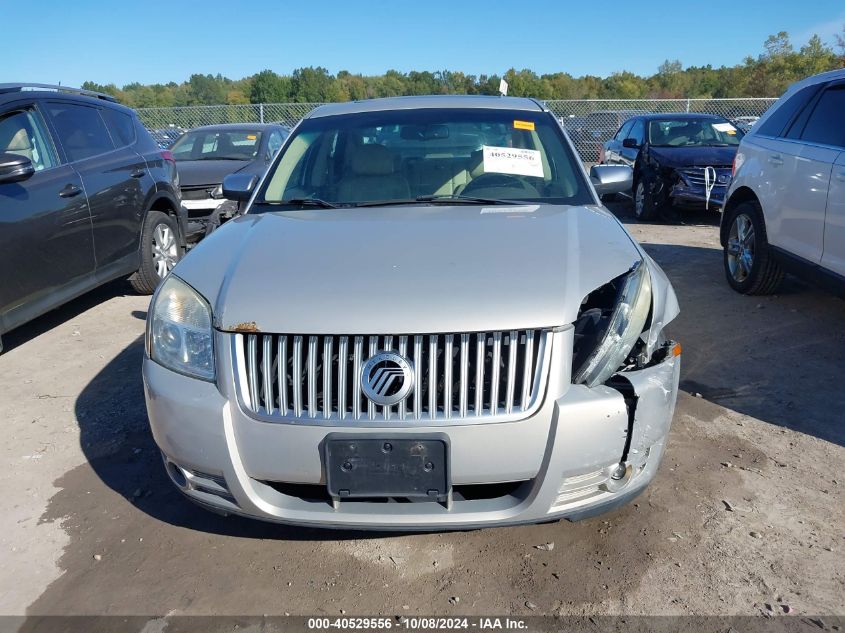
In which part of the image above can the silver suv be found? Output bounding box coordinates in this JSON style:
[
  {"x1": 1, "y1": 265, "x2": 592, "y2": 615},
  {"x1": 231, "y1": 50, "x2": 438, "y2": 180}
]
[
  {"x1": 722, "y1": 69, "x2": 845, "y2": 294},
  {"x1": 143, "y1": 96, "x2": 681, "y2": 529}
]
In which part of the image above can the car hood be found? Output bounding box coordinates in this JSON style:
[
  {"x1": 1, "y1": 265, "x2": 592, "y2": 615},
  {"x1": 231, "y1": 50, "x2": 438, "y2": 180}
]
[
  {"x1": 647, "y1": 145, "x2": 738, "y2": 168},
  {"x1": 175, "y1": 159, "x2": 251, "y2": 187},
  {"x1": 172, "y1": 204, "x2": 644, "y2": 334}
]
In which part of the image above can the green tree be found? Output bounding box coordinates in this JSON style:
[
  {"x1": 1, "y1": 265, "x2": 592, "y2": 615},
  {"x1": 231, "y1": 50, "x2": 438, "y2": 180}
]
[{"x1": 249, "y1": 70, "x2": 291, "y2": 103}]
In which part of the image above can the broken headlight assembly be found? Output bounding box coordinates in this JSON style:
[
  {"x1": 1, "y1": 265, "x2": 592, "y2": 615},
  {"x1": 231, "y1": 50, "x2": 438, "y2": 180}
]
[
  {"x1": 572, "y1": 260, "x2": 652, "y2": 387},
  {"x1": 147, "y1": 275, "x2": 215, "y2": 381}
]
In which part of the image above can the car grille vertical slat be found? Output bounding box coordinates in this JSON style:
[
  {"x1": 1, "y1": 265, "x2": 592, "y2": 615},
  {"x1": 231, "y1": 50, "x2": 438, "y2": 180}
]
[
  {"x1": 238, "y1": 329, "x2": 549, "y2": 423},
  {"x1": 247, "y1": 334, "x2": 259, "y2": 410},
  {"x1": 337, "y1": 336, "x2": 348, "y2": 420},
  {"x1": 323, "y1": 336, "x2": 333, "y2": 420},
  {"x1": 262, "y1": 335, "x2": 274, "y2": 414},
  {"x1": 277, "y1": 335, "x2": 288, "y2": 414},
  {"x1": 505, "y1": 330, "x2": 518, "y2": 414},
  {"x1": 489, "y1": 332, "x2": 501, "y2": 416},
  {"x1": 443, "y1": 334, "x2": 453, "y2": 418},
  {"x1": 428, "y1": 335, "x2": 438, "y2": 419},
  {"x1": 398, "y1": 336, "x2": 408, "y2": 421},
  {"x1": 475, "y1": 332, "x2": 485, "y2": 416},
  {"x1": 521, "y1": 330, "x2": 534, "y2": 411},
  {"x1": 292, "y1": 335, "x2": 303, "y2": 417},
  {"x1": 459, "y1": 333, "x2": 469, "y2": 417},
  {"x1": 413, "y1": 335, "x2": 423, "y2": 420},
  {"x1": 367, "y1": 336, "x2": 377, "y2": 420},
  {"x1": 353, "y1": 336, "x2": 363, "y2": 420}
]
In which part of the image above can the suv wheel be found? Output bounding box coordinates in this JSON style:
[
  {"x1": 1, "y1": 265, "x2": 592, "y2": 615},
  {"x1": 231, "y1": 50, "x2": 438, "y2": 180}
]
[
  {"x1": 633, "y1": 179, "x2": 659, "y2": 221},
  {"x1": 723, "y1": 201, "x2": 784, "y2": 295},
  {"x1": 130, "y1": 210, "x2": 182, "y2": 295}
]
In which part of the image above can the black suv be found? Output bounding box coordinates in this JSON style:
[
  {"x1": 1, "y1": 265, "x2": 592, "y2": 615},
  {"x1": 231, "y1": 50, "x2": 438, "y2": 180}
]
[{"x1": 0, "y1": 84, "x2": 184, "y2": 349}]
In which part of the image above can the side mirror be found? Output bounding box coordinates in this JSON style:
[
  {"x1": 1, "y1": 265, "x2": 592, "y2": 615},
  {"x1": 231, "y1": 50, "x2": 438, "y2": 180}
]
[
  {"x1": 222, "y1": 173, "x2": 259, "y2": 201},
  {"x1": 622, "y1": 138, "x2": 640, "y2": 149},
  {"x1": 0, "y1": 152, "x2": 35, "y2": 184},
  {"x1": 590, "y1": 165, "x2": 633, "y2": 197}
]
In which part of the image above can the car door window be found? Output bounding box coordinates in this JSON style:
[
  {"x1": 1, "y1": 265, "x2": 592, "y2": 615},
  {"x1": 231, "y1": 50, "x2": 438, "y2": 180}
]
[
  {"x1": 268, "y1": 130, "x2": 284, "y2": 157},
  {"x1": 100, "y1": 108, "x2": 136, "y2": 147},
  {"x1": 47, "y1": 102, "x2": 115, "y2": 162},
  {"x1": 757, "y1": 84, "x2": 821, "y2": 138},
  {"x1": 797, "y1": 86, "x2": 845, "y2": 149},
  {"x1": 614, "y1": 120, "x2": 633, "y2": 142},
  {"x1": 0, "y1": 108, "x2": 57, "y2": 171},
  {"x1": 629, "y1": 119, "x2": 645, "y2": 144}
]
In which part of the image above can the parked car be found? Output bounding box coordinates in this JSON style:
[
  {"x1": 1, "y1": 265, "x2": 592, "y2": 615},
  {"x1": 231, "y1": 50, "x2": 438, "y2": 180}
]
[
  {"x1": 169, "y1": 123, "x2": 289, "y2": 243},
  {"x1": 721, "y1": 69, "x2": 845, "y2": 295},
  {"x1": 602, "y1": 113, "x2": 744, "y2": 219},
  {"x1": 0, "y1": 83, "x2": 183, "y2": 352},
  {"x1": 730, "y1": 116, "x2": 759, "y2": 134},
  {"x1": 143, "y1": 95, "x2": 681, "y2": 530},
  {"x1": 578, "y1": 110, "x2": 646, "y2": 162},
  {"x1": 149, "y1": 126, "x2": 186, "y2": 149}
]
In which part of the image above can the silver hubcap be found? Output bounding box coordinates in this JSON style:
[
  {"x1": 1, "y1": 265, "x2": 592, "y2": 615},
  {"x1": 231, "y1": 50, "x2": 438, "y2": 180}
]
[
  {"x1": 152, "y1": 223, "x2": 177, "y2": 278},
  {"x1": 635, "y1": 182, "x2": 645, "y2": 217},
  {"x1": 727, "y1": 213, "x2": 755, "y2": 283}
]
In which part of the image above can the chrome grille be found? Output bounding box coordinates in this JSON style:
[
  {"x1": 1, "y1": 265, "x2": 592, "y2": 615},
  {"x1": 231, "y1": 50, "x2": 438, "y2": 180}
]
[
  {"x1": 680, "y1": 167, "x2": 732, "y2": 187},
  {"x1": 235, "y1": 330, "x2": 551, "y2": 423}
]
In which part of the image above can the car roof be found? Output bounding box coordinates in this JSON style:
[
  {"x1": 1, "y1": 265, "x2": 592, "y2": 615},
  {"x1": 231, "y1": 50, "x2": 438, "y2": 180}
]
[
  {"x1": 636, "y1": 112, "x2": 726, "y2": 121},
  {"x1": 788, "y1": 68, "x2": 845, "y2": 91},
  {"x1": 306, "y1": 95, "x2": 546, "y2": 119},
  {"x1": 188, "y1": 123, "x2": 284, "y2": 132},
  {"x1": 0, "y1": 84, "x2": 135, "y2": 114}
]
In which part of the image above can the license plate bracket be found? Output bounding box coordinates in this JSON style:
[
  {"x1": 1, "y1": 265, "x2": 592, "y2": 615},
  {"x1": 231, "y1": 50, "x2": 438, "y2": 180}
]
[{"x1": 324, "y1": 434, "x2": 450, "y2": 501}]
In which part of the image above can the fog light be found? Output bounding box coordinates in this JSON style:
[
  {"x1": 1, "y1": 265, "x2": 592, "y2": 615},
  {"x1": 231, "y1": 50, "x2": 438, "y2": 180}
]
[{"x1": 602, "y1": 462, "x2": 634, "y2": 493}]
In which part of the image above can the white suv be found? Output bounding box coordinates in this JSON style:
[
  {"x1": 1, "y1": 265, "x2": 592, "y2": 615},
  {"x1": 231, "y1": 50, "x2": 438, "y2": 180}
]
[{"x1": 722, "y1": 69, "x2": 845, "y2": 294}]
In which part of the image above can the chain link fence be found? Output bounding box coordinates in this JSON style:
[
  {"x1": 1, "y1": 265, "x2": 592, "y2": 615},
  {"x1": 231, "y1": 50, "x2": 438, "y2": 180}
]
[{"x1": 137, "y1": 98, "x2": 778, "y2": 162}]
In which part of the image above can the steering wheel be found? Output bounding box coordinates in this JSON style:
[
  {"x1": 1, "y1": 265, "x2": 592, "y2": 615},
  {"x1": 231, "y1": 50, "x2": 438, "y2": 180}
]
[{"x1": 461, "y1": 173, "x2": 539, "y2": 197}]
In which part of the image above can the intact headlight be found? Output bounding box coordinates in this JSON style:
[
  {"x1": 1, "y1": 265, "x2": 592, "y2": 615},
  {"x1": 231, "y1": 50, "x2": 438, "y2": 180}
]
[
  {"x1": 147, "y1": 276, "x2": 215, "y2": 381},
  {"x1": 573, "y1": 261, "x2": 652, "y2": 387}
]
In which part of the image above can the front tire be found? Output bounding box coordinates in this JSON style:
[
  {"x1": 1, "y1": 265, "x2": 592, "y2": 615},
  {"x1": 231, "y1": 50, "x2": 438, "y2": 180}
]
[
  {"x1": 633, "y1": 178, "x2": 659, "y2": 221},
  {"x1": 723, "y1": 201, "x2": 784, "y2": 295},
  {"x1": 130, "y1": 211, "x2": 182, "y2": 295}
]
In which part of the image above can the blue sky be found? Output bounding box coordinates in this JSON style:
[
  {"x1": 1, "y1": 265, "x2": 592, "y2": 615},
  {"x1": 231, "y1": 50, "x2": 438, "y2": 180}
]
[{"x1": 4, "y1": 0, "x2": 844, "y2": 87}]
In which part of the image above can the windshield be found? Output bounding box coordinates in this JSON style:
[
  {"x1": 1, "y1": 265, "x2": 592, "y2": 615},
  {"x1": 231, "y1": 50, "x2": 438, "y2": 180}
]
[
  {"x1": 648, "y1": 118, "x2": 743, "y2": 147},
  {"x1": 170, "y1": 129, "x2": 263, "y2": 161},
  {"x1": 255, "y1": 108, "x2": 592, "y2": 208}
]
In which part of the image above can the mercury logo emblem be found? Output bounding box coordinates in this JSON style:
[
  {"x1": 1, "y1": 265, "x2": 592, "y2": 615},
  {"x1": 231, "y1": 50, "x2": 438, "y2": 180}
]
[{"x1": 361, "y1": 351, "x2": 414, "y2": 407}]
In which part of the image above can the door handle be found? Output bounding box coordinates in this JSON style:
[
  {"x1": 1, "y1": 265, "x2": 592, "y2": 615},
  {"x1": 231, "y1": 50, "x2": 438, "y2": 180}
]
[
  {"x1": 59, "y1": 184, "x2": 82, "y2": 198},
  {"x1": 768, "y1": 154, "x2": 784, "y2": 166},
  {"x1": 130, "y1": 169, "x2": 146, "y2": 178}
]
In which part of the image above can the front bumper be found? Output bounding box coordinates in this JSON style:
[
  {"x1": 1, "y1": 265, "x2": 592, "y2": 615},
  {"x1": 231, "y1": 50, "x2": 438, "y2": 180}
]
[
  {"x1": 143, "y1": 329, "x2": 680, "y2": 530},
  {"x1": 669, "y1": 183, "x2": 728, "y2": 209}
]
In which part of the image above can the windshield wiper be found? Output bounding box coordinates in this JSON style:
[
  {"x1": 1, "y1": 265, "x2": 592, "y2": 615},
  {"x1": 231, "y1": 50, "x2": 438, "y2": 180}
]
[
  {"x1": 263, "y1": 197, "x2": 340, "y2": 209},
  {"x1": 352, "y1": 195, "x2": 525, "y2": 208}
]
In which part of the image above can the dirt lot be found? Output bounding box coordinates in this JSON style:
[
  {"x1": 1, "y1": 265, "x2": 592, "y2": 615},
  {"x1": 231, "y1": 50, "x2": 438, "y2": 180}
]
[{"x1": 1, "y1": 201, "x2": 843, "y2": 623}]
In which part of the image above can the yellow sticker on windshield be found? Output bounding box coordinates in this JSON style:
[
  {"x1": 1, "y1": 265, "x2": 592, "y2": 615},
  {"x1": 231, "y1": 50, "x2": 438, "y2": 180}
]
[
  {"x1": 513, "y1": 120, "x2": 535, "y2": 131},
  {"x1": 246, "y1": 134, "x2": 257, "y2": 140}
]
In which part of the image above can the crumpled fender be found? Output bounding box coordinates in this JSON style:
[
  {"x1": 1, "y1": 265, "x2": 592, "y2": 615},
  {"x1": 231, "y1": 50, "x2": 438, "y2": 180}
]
[{"x1": 640, "y1": 250, "x2": 680, "y2": 357}]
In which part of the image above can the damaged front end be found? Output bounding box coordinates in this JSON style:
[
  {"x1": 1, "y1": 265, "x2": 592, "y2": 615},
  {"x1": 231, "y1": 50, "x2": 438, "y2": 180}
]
[
  {"x1": 559, "y1": 256, "x2": 681, "y2": 518},
  {"x1": 641, "y1": 160, "x2": 732, "y2": 211}
]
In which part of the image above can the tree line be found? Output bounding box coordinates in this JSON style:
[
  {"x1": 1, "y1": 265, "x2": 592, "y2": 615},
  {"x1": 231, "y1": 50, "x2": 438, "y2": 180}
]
[{"x1": 82, "y1": 30, "x2": 845, "y2": 108}]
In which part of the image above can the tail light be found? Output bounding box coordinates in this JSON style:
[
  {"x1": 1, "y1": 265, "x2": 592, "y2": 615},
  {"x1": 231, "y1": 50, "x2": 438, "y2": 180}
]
[
  {"x1": 161, "y1": 149, "x2": 175, "y2": 163},
  {"x1": 731, "y1": 156, "x2": 736, "y2": 177},
  {"x1": 598, "y1": 146, "x2": 606, "y2": 164}
]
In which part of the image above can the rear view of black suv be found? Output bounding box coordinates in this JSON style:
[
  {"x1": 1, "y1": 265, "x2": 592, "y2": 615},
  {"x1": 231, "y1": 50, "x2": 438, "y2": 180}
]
[{"x1": 0, "y1": 84, "x2": 184, "y2": 350}]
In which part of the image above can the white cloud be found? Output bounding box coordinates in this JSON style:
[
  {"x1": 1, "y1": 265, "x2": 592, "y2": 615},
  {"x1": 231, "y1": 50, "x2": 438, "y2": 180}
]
[{"x1": 795, "y1": 13, "x2": 845, "y2": 47}]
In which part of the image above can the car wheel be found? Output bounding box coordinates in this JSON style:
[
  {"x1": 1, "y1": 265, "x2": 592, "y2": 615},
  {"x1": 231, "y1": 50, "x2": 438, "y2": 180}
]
[
  {"x1": 130, "y1": 210, "x2": 183, "y2": 295},
  {"x1": 633, "y1": 179, "x2": 658, "y2": 221},
  {"x1": 723, "y1": 201, "x2": 784, "y2": 295}
]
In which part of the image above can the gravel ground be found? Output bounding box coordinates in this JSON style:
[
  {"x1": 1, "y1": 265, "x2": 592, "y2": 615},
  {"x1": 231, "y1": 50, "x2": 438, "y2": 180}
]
[{"x1": 0, "y1": 200, "x2": 843, "y2": 622}]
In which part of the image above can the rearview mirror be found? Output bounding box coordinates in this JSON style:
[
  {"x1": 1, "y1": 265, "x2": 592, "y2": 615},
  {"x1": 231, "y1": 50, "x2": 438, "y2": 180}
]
[
  {"x1": 0, "y1": 152, "x2": 35, "y2": 184},
  {"x1": 590, "y1": 165, "x2": 633, "y2": 197},
  {"x1": 622, "y1": 138, "x2": 640, "y2": 149},
  {"x1": 222, "y1": 173, "x2": 259, "y2": 201}
]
